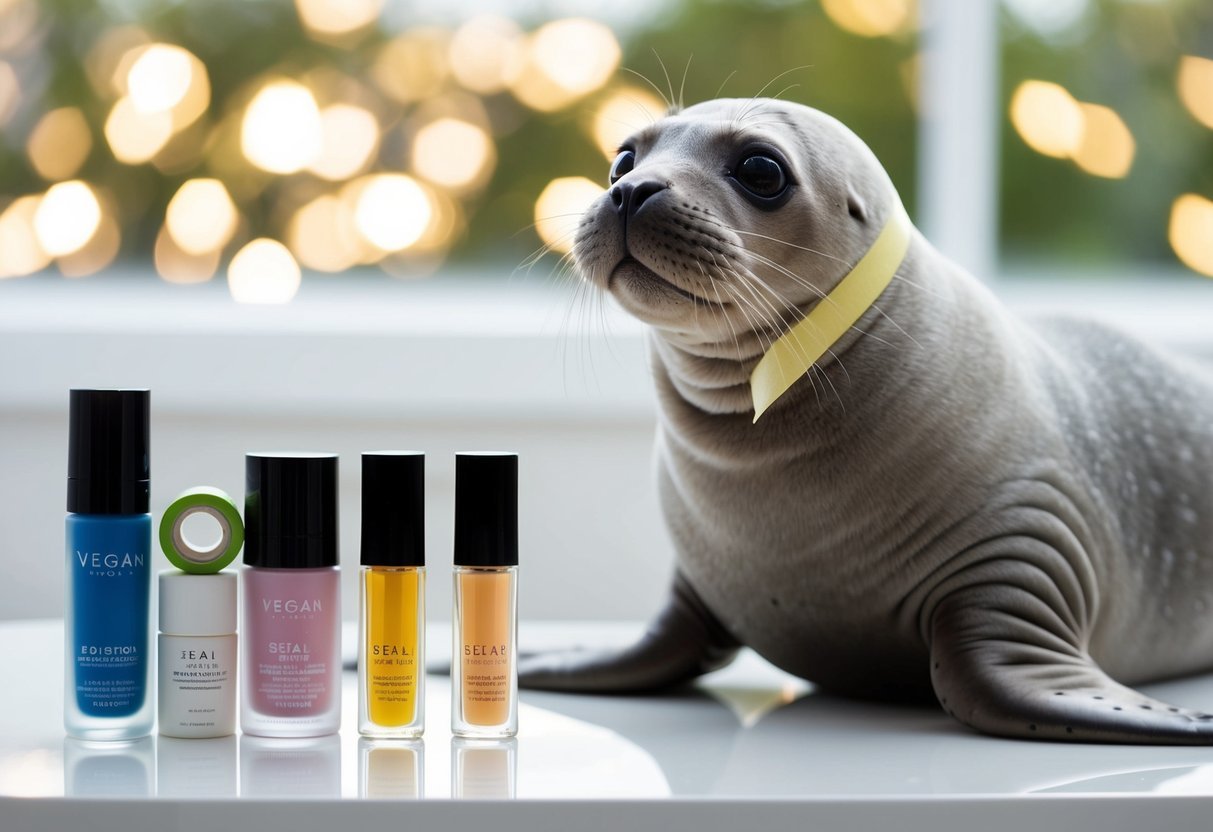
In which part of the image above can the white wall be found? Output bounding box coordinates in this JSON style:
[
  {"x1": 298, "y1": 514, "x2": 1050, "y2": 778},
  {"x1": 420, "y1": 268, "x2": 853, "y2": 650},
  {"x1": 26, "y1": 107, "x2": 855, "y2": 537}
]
[{"x1": 0, "y1": 276, "x2": 675, "y2": 623}]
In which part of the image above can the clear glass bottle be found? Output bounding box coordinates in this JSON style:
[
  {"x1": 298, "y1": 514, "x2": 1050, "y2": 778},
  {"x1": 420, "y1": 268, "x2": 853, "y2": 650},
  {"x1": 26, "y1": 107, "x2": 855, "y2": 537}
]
[
  {"x1": 451, "y1": 453, "x2": 519, "y2": 738},
  {"x1": 241, "y1": 453, "x2": 342, "y2": 738},
  {"x1": 358, "y1": 451, "x2": 426, "y2": 738}
]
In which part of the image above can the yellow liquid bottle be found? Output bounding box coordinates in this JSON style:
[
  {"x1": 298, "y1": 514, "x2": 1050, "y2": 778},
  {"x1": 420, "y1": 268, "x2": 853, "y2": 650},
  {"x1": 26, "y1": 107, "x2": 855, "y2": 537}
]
[{"x1": 357, "y1": 451, "x2": 426, "y2": 738}]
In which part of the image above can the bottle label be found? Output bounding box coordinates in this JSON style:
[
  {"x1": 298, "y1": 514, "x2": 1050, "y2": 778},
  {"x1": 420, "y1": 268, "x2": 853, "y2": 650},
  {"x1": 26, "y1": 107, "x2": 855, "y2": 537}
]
[
  {"x1": 68, "y1": 517, "x2": 151, "y2": 718},
  {"x1": 244, "y1": 569, "x2": 340, "y2": 718},
  {"x1": 457, "y1": 570, "x2": 514, "y2": 726},
  {"x1": 365, "y1": 569, "x2": 420, "y2": 727},
  {"x1": 158, "y1": 634, "x2": 236, "y2": 737}
]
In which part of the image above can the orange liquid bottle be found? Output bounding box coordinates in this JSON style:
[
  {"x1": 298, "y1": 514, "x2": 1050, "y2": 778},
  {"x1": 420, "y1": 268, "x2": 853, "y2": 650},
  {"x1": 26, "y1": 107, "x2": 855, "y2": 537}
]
[{"x1": 451, "y1": 453, "x2": 518, "y2": 738}]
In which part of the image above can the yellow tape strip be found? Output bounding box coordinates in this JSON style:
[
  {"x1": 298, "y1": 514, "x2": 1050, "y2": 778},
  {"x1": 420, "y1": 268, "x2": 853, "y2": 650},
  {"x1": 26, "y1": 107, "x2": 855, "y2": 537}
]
[{"x1": 750, "y1": 203, "x2": 912, "y2": 422}]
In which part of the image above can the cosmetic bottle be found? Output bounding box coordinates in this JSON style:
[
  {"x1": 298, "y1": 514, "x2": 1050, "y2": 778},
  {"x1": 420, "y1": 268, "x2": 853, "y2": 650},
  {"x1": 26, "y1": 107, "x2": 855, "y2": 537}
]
[
  {"x1": 451, "y1": 452, "x2": 519, "y2": 738},
  {"x1": 158, "y1": 571, "x2": 237, "y2": 738},
  {"x1": 65, "y1": 388, "x2": 153, "y2": 741},
  {"x1": 359, "y1": 452, "x2": 426, "y2": 737},
  {"x1": 241, "y1": 453, "x2": 341, "y2": 737}
]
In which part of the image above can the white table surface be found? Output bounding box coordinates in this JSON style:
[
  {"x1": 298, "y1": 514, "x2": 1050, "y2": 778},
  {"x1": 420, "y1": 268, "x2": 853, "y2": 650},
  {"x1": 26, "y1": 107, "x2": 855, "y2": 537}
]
[{"x1": 5, "y1": 618, "x2": 1213, "y2": 830}]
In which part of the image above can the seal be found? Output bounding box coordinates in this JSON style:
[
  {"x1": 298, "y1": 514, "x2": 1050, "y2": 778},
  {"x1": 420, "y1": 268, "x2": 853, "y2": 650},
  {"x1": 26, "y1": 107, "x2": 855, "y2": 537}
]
[{"x1": 518, "y1": 98, "x2": 1213, "y2": 743}]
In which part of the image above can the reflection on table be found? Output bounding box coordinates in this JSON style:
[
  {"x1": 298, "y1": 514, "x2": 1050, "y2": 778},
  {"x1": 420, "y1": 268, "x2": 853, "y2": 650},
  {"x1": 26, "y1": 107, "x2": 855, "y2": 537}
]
[
  {"x1": 64, "y1": 736, "x2": 154, "y2": 797},
  {"x1": 158, "y1": 735, "x2": 237, "y2": 798},
  {"x1": 239, "y1": 734, "x2": 341, "y2": 798},
  {"x1": 451, "y1": 737, "x2": 516, "y2": 799},
  {"x1": 359, "y1": 737, "x2": 424, "y2": 799}
]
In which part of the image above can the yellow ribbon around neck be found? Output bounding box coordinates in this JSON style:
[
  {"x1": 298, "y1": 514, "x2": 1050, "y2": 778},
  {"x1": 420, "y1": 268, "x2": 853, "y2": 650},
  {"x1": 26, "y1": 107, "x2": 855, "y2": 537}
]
[{"x1": 750, "y1": 203, "x2": 912, "y2": 423}]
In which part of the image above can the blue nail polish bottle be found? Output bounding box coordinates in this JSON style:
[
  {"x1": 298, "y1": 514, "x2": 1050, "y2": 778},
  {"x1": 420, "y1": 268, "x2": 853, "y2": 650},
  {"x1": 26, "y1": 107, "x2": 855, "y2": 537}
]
[{"x1": 65, "y1": 389, "x2": 153, "y2": 740}]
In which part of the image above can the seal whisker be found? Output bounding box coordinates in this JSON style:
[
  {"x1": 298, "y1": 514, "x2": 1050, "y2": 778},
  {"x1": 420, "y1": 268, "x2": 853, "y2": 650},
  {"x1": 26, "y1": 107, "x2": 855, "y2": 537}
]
[
  {"x1": 717, "y1": 280, "x2": 794, "y2": 394},
  {"x1": 767, "y1": 82, "x2": 802, "y2": 102},
  {"x1": 622, "y1": 66, "x2": 672, "y2": 112},
  {"x1": 728, "y1": 228, "x2": 850, "y2": 266},
  {"x1": 725, "y1": 257, "x2": 857, "y2": 398},
  {"x1": 678, "y1": 55, "x2": 693, "y2": 111},
  {"x1": 713, "y1": 69, "x2": 738, "y2": 100},
  {"x1": 731, "y1": 265, "x2": 847, "y2": 411},
  {"x1": 652, "y1": 49, "x2": 678, "y2": 113},
  {"x1": 706, "y1": 255, "x2": 775, "y2": 349},
  {"x1": 892, "y1": 273, "x2": 948, "y2": 302},
  {"x1": 706, "y1": 267, "x2": 746, "y2": 365},
  {"x1": 737, "y1": 68, "x2": 813, "y2": 122},
  {"x1": 869, "y1": 300, "x2": 924, "y2": 351}
]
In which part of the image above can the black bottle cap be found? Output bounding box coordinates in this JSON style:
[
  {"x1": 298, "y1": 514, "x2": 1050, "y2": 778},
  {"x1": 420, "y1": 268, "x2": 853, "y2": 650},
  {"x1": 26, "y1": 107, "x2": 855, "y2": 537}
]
[
  {"x1": 361, "y1": 451, "x2": 425, "y2": 567},
  {"x1": 454, "y1": 452, "x2": 518, "y2": 567},
  {"x1": 244, "y1": 453, "x2": 339, "y2": 569},
  {"x1": 67, "y1": 389, "x2": 150, "y2": 515}
]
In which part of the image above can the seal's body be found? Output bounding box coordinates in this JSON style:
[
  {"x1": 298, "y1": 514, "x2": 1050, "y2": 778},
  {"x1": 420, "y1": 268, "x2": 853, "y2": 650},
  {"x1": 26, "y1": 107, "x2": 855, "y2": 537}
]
[{"x1": 520, "y1": 99, "x2": 1213, "y2": 742}]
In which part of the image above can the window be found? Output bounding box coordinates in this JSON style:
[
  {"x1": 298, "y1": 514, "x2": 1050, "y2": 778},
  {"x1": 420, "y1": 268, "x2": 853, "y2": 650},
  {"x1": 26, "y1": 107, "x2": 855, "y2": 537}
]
[
  {"x1": 998, "y1": 0, "x2": 1213, "y2": 278},
  {"x1": 0, "y1": 0, "x2": 919, "y2": 298}
]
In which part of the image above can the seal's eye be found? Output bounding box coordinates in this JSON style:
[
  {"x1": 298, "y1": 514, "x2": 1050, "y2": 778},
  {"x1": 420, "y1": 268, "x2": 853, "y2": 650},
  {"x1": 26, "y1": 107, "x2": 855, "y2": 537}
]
[
  {"x1": 609, "y1": 150, "x2": 635, "y2": 185},
  {"x1": 736, "y1": 154, "x2": 787, "y2": 198}
]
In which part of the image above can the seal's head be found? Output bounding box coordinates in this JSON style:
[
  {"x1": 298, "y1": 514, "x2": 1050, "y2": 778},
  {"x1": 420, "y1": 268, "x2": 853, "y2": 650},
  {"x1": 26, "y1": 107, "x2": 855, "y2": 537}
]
[{"x1": 573, "y1": 98, "x2": 902, "y2": 355}]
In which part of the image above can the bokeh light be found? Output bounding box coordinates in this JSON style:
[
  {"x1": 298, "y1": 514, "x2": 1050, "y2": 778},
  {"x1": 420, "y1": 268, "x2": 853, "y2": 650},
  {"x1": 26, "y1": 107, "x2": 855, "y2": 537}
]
[
  {"x1": 592, "y1": 87, "x2": 667, "y2": 158},
  {"x1": 227, "y1": 239, "x2": 301, "y2": 304},
  {"x1": 351, "y1": 174, "x2": 433, "y2": 252},
  {"x1": 288, "y1": 194, "x2": 365, "y2": 272},
  {"x1": 126, "y1": 44, "x2": 194, "y2": 114},
  {"x1": 295, "y1": 0, "x2": 382, "y2": 38},
  {"x1": 821, "y1": 0, "x2": 916, "y2": 38},
  {"x1": 57, "y1": 211, "x2": 121, "y2": 278},
  {"x1": 308, "y1": 104, "x2": 380, "y2": 181},
  {"x1": 0, "y1": 61, "x2": 19, "y2": 128},
  {"x1": 1169, "y1": 194, "x2": 1213, "y2": 278},
  {"x1": 0, "y1": 196, "x2": 50, "y2": 278},
  {"x1": 534, "y1": 177, "x2": 604, "y2": 254},
  {"x1": 27, "y1": 108, "x2": 93, "y2": 181},
  {"x1": 165, "y1": 179, "x2": 238, "y2": 255},
  {"x1": 412, "y1": 118, "x2": 495, "y2": 192},
  {"x1": 1072, "y1": 103, "x2": 1134, "y2": 179},
  {"x1": 510, "y1": 19, "x2": 620, "y2": 112},
  {"x1": 1178, "y1": 55, "x2": 1213, "y2": 131},
  {"x1": 241, "y1": 81, "x2": 323, "y2": 174},
  {"x1": 406, "y1": 184, "x2": 460, "y2": 255},
  {"x1": 154, "y1": 225, "x2": 220, "y2": 284},
  {"x1": 372, "y1": 29, "x2": 450, "y2": 105},
  {"x1": 85, "y1": 26, "x2": 150, "y2": 97},
  {"x1": 104, "y1": 97, "x2": 173, "y2": 164},
  {"x1": 449, "y1": 16, "x2": 525, "y2": 95},
  {"x1": 1010, "y1": 80, "x2": 1083, "y2": 159},
  {"x1": 33, "y1": 181, "x2": 101, "y2": 257},
  {"x1": 119, "y1": 43, "x2": 210, "y2": 131},
  {"x1": 0, "y1": 0, "x2": 39, "y2": 54}
]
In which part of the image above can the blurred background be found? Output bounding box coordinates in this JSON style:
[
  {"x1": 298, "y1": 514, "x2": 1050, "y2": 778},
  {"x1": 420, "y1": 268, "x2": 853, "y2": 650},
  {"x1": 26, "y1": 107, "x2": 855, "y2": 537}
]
[
  {"x1": 1, "y1": 0, "x2": 1211, "y2": 623},
  {"x1": 0, "y1": 0, "x2": 1208, "y2": 286}
]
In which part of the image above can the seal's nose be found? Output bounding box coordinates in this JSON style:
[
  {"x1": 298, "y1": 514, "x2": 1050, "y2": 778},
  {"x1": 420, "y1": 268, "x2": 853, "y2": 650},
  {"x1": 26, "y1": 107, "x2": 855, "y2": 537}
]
[{"x1": 610, "y1": 179, "x2": 667, "y2": 218}]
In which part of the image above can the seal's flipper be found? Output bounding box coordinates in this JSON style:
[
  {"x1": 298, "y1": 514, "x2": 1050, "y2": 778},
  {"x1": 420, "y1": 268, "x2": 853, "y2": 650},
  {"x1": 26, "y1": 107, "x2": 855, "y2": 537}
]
[
  {"x1": 519, "y1": 573, "x2": 740, "y2": 692},
  {"x1": 930, "y1": 586, "x2": 1213, "y2": 744}
]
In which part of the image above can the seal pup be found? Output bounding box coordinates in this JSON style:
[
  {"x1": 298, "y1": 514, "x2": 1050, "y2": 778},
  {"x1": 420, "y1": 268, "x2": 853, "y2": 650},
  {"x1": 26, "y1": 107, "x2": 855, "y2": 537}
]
[{"x1": 519, "y1": 98, "x2": 1213, "y2": 743}]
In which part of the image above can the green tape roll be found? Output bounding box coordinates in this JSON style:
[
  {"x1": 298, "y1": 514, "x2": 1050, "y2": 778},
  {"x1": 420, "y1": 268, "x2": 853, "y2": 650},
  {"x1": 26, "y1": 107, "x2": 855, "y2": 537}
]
[{"x1": 159, "y1": 486, "x2": 245, "y2": 574}]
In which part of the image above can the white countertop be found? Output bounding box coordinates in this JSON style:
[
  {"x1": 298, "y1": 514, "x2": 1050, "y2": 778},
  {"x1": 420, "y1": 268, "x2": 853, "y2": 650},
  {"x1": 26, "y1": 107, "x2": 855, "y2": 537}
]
[{"x1": 6, "y1": 618, "x2": 1213, "y2": 830}]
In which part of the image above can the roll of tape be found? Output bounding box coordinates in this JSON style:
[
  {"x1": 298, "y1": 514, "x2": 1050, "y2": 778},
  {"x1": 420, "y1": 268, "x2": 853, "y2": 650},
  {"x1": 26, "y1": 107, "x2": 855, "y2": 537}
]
[{"x1": 159, "y1": 486, "x2": 245, "y2": 574}]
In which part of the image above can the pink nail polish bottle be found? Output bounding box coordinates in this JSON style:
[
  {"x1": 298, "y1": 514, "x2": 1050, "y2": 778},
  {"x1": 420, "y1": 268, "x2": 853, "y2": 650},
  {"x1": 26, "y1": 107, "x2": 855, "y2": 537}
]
[{"x1": 241, "y1": 453, "x2": 342, "y2": 737}]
